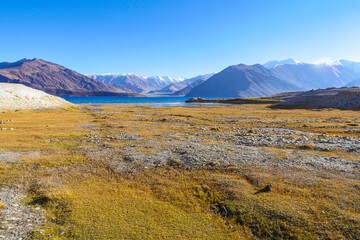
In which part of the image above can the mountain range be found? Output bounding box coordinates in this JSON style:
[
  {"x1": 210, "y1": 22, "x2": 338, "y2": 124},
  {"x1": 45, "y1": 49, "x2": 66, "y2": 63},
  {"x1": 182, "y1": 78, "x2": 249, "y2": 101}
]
[
  {"x1": 270, "y1": 61, "x2": 357, "y2": 89},
  {"x1": 150, "y1": 73, "x2": 215, "y2": 95},
  {"x1": 0, "y1": 58, "x2": 140, "y2": 96},
  {"x1": 1, "y1": 58, "x2": 360, "y2": 98},
  {"x1": 88, "y1": 74, "x2": 184, "y2": 94},
  {"x1": 187, "y1": 64, "x2": 300, "y2": 98},
  {"x1": 90, "y1": 59, "x2": 360, "y2": 98},
  {"x1": 185, "y1": 59, "x2": 360, "y2": 97}
]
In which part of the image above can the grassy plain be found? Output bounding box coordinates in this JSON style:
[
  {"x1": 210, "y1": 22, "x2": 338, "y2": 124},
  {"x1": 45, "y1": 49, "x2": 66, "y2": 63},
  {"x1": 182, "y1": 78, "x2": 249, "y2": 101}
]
[{"x1": 0, "y1": 104, "x2": 359, "y2": 239}]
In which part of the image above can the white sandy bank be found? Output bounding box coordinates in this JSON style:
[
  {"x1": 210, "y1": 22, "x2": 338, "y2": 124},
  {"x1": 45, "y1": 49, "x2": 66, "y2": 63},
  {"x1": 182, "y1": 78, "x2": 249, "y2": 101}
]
[{"x1": 0, "y1": 83, "x2": 72, "y2": 111}]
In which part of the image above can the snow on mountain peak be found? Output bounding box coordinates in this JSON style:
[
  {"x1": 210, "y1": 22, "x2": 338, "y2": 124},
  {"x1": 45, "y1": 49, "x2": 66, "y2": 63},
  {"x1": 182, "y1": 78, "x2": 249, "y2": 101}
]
[
  {"x1": 263, "y1": 58, "x2": 300, "y2": 69},
  {"x1": 146, "y1": 76, "x2": 184, "y2": 83}
]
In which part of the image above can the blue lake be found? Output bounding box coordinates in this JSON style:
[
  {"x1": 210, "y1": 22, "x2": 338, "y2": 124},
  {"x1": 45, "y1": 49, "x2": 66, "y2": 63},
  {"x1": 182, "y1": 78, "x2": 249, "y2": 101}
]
[{"x1": 61, "y1": 96, "x2": 228, "y2": 107}]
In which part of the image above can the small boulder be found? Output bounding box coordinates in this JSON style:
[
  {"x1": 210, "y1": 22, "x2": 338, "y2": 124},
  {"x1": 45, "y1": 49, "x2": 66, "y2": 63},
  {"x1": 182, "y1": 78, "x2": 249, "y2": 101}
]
[{"x1": 254, "y1": 184, "x2": 272, "y2": 195}]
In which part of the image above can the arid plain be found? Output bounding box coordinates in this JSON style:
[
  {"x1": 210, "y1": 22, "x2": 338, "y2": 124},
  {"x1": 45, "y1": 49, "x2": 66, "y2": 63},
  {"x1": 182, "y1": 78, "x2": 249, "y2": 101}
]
[{"x1": 0, "y1": 103, "x2": 359, "y2": 239}]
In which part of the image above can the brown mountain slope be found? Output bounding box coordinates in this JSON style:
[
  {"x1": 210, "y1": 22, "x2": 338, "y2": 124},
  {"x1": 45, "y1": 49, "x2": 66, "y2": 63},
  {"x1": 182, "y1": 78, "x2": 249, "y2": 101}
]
[{"x1": 0, "y1": 58, "x2": 140, "y2": 96}]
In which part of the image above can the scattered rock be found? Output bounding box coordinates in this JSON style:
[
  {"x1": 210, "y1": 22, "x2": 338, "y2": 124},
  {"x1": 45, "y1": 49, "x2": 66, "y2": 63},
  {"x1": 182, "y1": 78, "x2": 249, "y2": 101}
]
[
  {"x1": 0, "y1": 187, "x2": 43, "y2": 239},
  {"x1": 254, "y1": 184, "x2": 272, "y2": 195}
]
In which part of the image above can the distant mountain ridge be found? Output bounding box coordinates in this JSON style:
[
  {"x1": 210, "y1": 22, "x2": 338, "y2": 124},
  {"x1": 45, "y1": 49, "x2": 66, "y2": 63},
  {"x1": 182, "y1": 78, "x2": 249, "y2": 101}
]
[
  {"x1": 271, "y1": 63, "x2": 356, "y2": 89},
  {"x1": 153, "y1": 73, "x2": 215, "y2": 95},
  {"x1": 90, "y1": 59, "x2": 360, "y2": 98},
  {"x1": 265, "y1": 59, "x2": 360, "y2": 89},
  {"x1": 88, "y1": 73, "x2": 184, "y2": 94},
  {"x1": 185, "y1": 59, "x2": 360, "y2": 98},
  {"x1": 338, "y1": 59, "x2": 360, "y2": 75},
  {"x1": 187, "y1": 64, "x2": 300, "y2": 98},
  {"x1": 263, "y1": 58, "x2": 300, "y2": 69},
  {"x1": 346, "y1": 78, "x2": 360, "y2": 87},
  {"x1": 174, "y1": 78, "x2": 208, "y2": 96},
  {"x1": 0, "y1": 58, "x2": 140, "y2": 96},
  {"x1": 3, "y1": 57, "x2": 360, "y2": 98}
]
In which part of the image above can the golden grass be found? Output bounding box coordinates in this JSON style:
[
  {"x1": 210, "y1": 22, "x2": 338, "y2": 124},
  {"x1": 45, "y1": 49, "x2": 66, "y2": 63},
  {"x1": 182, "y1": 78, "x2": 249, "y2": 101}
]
[
  {"x1": 0, "y1": 104, "x2": 359, "y2": 239},
  {"x1": 26, "y1": 164, "x2": 360, "y2": 239},
  {"x1": 131, "y1": 167, "x2": 360, "y2": 239},
  {"x1": 0, "y1": 108, "x2": 90, "y2": 151},
  {"x1": 30, "y1": 173, "x2": 245, "y2": 239}
]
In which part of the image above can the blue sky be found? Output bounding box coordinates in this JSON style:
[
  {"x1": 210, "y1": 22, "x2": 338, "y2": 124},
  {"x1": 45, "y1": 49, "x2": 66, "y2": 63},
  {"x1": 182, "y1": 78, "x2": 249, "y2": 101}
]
[{"x1": 1, "y1": 0, "x2": 360, "y2": 77}]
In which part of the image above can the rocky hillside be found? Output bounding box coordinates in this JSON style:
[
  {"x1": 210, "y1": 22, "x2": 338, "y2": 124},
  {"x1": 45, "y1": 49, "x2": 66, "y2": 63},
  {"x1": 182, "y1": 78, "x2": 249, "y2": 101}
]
[
  {"x1": 0, "y1": 59, "x2": 139, "y2": 96},
  {"x1": 187, "y1": 64, "x2": 300, "y2": 98},
  {"x1": 270, "y1": 87, "x2": 360, "y2": 110},
  {"x1": 0, "y1": 83, "x2": 72, "y2": 110}
]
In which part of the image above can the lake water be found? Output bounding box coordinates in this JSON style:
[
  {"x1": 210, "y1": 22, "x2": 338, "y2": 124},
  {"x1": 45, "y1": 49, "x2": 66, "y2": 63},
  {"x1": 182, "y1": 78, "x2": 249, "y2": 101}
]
[{"x1": 61, "y1": 96, "x2": 228, "y2": 107}]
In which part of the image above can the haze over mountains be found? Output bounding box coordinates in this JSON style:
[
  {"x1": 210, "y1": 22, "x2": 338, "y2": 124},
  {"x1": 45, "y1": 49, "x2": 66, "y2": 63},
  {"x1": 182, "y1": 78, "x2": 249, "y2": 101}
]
[
  {"x1": 270, "y1": 60, "x2": 358, "y2": 90},
  {"x1": 346, "y1": 78, "x2": 360, "y2": 87},
  {"x1": 1, "y1": 58, "x2": 360, "y2": 98}
]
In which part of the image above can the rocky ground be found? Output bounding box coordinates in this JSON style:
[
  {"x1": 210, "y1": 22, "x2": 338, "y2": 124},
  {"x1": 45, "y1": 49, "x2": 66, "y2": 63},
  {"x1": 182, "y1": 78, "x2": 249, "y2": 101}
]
[
  {"x1": 84, "y1": 121, "x2": 360, "y2": 177},
  {"x1": 0, "y1": 187, "x2": 44, "y2": 239},
  {"x1": 270, "y1": 87, "x2": 360, "y2": 110},
  {"x1": 0, "y1": 104, "x2": 359, "y2": 239},
  {"x1": 0, "y1": 151, "x2": 43, "y2": 239}
]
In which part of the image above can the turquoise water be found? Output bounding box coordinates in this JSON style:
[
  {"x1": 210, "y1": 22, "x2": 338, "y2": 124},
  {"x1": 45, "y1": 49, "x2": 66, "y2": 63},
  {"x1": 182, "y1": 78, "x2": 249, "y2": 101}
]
[
  {"x1": 61, "y1": 96, "x2": 191, "y2": 104},
  {"x1": 61, "y1": 96, "x2": 227, "y2": 107}
]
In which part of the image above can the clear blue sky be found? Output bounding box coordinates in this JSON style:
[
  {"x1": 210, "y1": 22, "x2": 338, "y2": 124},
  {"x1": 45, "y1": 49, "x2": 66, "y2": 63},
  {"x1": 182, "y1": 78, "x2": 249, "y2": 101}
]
[{"x1": 1, "y1": 0, "x2": 360, "y2": 78}]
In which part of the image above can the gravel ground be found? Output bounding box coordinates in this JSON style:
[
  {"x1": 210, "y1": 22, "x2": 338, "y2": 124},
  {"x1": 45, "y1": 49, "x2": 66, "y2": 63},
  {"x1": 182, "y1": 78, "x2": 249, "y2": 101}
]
[
  {"x1": 0, "y1": 151, "x2": 43, "y2": 239},
  {"x1": 0, "y1": 186, "x2": 43, "y2": 240},
  {"x1": 84, "y1": 127, "x2": 360, "y2": 178}
]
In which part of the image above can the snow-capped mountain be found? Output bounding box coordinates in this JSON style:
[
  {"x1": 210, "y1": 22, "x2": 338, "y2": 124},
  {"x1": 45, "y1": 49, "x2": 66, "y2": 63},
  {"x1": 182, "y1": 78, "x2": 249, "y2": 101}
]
[
  {"x1": 338, "y1": 60, "x2": 360, "y2": 75},
  {"x1": 263, "y1": 59, "x2": 360, "y2": 90},
  {"x1": 154, "y1": 73, "x2": 215, "y2": 94},
  {"x1": 146, "y1": 76, "x2": 184, "y2": 85},
  {"x1": 89, "y1": 58, "x2": 360, "y2": 98},
  {"x1": 88, "y1": 74, "x2": 184, "y2": 93},
  {"x1": 185, "y1": 59, "x2": 360, "y2": 98},
  {"x1": 263, "y1": 58, "x2": 300, "y2": 69}
]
